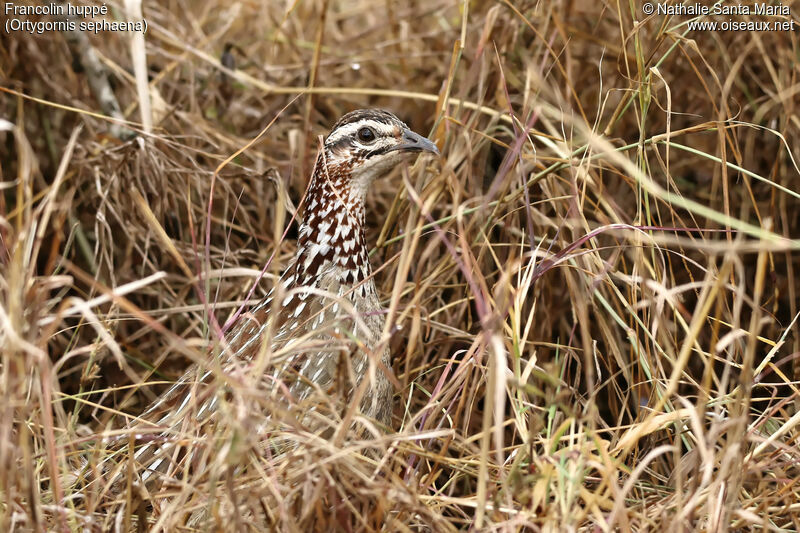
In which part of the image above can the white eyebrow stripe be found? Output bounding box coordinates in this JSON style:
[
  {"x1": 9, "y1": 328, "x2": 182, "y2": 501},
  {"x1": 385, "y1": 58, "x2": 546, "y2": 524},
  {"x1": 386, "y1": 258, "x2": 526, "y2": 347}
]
[{"x1": 325, "y1": 120, "x2": 397, "y2": 145}]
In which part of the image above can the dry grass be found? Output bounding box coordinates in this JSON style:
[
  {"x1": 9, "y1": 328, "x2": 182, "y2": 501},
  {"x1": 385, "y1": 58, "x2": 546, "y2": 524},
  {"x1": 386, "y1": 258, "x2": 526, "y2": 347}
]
[{"x1": 2, "y1": 0, "x2": 800, "y2": 531}]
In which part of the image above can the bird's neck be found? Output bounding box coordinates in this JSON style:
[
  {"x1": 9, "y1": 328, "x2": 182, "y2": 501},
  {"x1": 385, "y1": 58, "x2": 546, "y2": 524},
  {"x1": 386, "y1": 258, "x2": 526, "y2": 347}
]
[{"x1": 292, "y1": 159, "x2": 371, "y2": 286}]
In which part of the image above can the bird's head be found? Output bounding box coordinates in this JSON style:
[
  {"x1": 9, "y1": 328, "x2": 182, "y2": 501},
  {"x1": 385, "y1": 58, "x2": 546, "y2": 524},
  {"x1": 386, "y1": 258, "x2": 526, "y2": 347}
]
[{"x1": 320, "y1": 108, "x2": 439, "y2": 196}]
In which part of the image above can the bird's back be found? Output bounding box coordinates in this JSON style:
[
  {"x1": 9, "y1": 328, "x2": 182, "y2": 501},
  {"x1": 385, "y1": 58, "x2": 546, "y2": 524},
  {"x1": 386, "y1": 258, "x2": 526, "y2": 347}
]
[{"x1": 96, "y1": 108, "x2": 437, "y2": 513}]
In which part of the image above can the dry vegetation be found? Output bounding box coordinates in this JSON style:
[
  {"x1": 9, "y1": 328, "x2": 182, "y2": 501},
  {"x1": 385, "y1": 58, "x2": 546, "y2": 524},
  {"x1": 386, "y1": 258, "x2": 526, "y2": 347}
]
[{"x1": 2, "y1": 0, "x2": 800, "y2": 531}]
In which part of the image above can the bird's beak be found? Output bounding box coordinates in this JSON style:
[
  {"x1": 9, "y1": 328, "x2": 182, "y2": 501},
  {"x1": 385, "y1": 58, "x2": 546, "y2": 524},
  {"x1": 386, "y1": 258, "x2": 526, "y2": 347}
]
[{"x1": 391, "y1": 129, "x2": 440, "y2": 156}]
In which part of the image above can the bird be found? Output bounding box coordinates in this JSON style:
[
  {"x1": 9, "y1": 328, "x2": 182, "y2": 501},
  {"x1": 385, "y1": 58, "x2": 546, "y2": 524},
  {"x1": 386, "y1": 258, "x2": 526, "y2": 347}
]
[{"x1": 119, "y1": 108, "x2": 440, "y2": 487}]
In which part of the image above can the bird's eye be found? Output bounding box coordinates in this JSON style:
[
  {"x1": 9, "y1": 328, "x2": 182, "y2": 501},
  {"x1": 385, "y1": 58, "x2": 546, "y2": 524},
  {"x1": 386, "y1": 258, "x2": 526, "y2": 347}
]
[{"x1": 357, "y1": 127, "x2": 376, "y2": 144}]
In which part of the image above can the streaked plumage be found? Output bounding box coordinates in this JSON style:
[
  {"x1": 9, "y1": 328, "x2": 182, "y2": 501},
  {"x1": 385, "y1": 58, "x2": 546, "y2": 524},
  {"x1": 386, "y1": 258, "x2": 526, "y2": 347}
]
[{"x1": 123, "y1": 108, "x2": 439, "y2": 485}]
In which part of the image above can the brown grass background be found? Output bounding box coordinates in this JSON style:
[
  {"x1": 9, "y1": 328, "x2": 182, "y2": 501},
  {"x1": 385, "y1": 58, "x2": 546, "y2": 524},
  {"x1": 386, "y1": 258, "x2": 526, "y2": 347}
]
[{"x1": 2, "y1": 0, "x2": 800, "y2": 530}]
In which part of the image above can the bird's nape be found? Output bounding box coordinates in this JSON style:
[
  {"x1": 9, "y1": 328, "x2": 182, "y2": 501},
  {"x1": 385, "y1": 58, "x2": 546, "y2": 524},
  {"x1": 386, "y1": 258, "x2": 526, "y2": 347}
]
[
  {"x1": 320, "y1": 108, "x2": 438, "y2": 193},
  {"x1": 101, "y1": 109, "x2": 438, "y2": 522}
]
